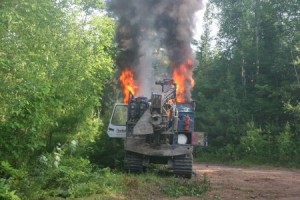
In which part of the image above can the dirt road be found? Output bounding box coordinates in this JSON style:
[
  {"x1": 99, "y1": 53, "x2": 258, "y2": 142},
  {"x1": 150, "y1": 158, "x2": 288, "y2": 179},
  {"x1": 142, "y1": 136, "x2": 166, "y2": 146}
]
[{"x1": 192, "y1": 163, "x2": 300, "y2": 200}]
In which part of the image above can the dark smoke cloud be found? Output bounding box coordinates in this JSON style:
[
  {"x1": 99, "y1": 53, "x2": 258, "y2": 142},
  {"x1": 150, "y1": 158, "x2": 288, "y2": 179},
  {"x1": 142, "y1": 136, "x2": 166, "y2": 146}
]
[{"x1": 108, "y1": 0, "x2": 203, "y2": 99}]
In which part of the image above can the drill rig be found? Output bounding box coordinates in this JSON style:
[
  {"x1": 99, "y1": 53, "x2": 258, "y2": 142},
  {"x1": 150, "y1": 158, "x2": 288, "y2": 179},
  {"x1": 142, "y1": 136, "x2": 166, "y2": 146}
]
[{"x1": 107, "y1": 79, "x2": 199, "y2": 178}]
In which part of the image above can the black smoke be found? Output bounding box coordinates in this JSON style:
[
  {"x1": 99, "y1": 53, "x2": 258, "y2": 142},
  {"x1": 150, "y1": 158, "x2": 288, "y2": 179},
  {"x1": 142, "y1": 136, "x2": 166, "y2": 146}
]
[{"x1": 108, "y1": 0, "x2": 203, "y2": 99}]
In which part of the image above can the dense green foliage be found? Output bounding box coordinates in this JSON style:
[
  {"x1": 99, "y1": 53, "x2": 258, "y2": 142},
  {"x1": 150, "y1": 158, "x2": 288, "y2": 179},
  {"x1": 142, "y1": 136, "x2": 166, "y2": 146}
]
[
  {"x1": 194, "y1": 0, "x2": 300, "y2": 166},
  {"x1": 0, "y1": 0, "x2": 117, "y2": 198}
]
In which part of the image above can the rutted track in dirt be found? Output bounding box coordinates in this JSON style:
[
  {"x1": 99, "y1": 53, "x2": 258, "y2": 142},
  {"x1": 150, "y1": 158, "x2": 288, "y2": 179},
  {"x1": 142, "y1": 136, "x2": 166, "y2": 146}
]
[{"x1": 191, "y1": 163, "x2": 300, "y2": 200}]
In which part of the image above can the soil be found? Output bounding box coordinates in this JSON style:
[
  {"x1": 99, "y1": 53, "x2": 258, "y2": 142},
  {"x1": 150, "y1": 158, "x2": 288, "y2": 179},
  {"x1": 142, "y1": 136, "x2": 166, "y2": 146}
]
[{"x1": 186, "y1": 163, "x2": 300, "y2": 200}]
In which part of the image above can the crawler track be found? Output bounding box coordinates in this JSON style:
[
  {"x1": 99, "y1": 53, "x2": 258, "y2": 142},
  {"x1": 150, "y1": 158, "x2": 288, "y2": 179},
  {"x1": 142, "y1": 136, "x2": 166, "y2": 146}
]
[
  {"x1": 173, "y1": 154, "x2": 193, "y2": 178},
  {"x1": 124, "y1": 152, "x2": 143, "y2": 172}
]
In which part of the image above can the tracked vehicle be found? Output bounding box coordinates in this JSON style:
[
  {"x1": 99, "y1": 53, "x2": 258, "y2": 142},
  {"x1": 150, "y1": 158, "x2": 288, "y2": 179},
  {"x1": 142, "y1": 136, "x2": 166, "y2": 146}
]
[{"x1": 107, "y1": 79, "x2": 203, "y2": 178}]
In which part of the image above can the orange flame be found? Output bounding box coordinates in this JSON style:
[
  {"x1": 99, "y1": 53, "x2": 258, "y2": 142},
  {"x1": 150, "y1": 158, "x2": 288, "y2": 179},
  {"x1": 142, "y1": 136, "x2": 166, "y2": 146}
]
[
  {"x1": 172, "y1": 59, "x2": 194, "y2": 102},
  {"x1": 119, "y1": 67, "x2": 138, "y2": 103}
]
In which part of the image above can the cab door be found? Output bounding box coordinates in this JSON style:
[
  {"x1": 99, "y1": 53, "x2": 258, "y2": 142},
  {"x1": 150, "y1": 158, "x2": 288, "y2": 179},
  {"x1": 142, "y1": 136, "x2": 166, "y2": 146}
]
[{"x1": 107, "y1": 103, "x2": 128, "y2": 138}]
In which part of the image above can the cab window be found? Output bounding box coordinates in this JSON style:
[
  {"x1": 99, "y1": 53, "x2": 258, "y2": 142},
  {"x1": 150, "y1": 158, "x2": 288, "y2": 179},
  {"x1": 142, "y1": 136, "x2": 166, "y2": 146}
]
[{"x1": 111, "y1": 105, "x2": 128, "y2": 126}]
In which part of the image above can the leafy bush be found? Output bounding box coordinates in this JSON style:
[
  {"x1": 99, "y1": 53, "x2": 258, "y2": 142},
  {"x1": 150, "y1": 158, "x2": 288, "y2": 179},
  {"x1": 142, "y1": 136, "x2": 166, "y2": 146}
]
[
  {"x1": 0, "y1": 178, "x2": 21, "y2": 200},
  {"x1": 277, "y1": 123, "x2": 297, "y2": 165},
  {"x1": 163, "y1": 175, "x2": 210, "y2": 197},
  {"x1": 238, "y1": 122, "x2": 272, "y2": 162}
]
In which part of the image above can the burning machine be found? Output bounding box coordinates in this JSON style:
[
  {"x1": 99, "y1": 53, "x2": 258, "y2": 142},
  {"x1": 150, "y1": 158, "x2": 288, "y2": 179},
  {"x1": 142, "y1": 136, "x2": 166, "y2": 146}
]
[{"x1": 107, "y1": 79, "x2": 202, "y2": 178}]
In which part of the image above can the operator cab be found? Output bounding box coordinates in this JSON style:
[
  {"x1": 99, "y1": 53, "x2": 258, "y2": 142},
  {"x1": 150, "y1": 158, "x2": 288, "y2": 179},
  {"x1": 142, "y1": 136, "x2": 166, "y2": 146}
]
[{"x1": 107, "y1": 103, "x2": 127, "y2": 138}]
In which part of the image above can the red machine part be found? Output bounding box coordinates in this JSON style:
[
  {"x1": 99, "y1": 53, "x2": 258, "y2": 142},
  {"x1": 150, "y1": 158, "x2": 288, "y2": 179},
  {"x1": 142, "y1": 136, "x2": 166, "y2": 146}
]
[{"x1": 183, "y1": 115, "x2": 190, "y2": 131}]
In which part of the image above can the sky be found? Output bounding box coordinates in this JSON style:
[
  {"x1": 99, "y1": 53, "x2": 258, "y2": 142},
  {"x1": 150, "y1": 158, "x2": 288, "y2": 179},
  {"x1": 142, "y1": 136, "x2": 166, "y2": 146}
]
[
  {"x1": 194, "y1": 1, "x2": 206, "y2": 39},
  {"x1": 193, "y1": 0, "x2": 219, "y2": 45}
]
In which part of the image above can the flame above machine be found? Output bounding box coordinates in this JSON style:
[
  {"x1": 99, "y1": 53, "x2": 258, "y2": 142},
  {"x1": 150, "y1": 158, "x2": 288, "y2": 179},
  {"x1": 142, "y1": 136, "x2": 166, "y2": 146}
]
[
  {"x1": 172, "y1": 58, "x2": 195, "y2": 102},
  {"x1": 119, "y1": 67, "x2": 138, "y2": 103}
]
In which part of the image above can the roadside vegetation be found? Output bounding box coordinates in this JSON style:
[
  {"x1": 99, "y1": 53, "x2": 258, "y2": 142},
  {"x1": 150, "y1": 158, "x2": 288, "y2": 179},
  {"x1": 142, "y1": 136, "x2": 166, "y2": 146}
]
[
  {"x1": 193, "y1": 0, "x2": 300, "y2": 168},
  {"x1": 1, "y1": 150, "x2": 210, "y2": 199}
]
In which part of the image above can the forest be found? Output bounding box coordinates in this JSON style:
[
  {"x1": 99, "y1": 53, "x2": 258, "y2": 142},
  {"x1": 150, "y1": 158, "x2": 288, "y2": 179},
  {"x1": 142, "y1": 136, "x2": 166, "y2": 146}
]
[
  {"x1": 194, "y1": 0, "x2": 300, "y2": 166},
  {"x1": 0, "y1": 0, "x2": 299, "y2": 199}
]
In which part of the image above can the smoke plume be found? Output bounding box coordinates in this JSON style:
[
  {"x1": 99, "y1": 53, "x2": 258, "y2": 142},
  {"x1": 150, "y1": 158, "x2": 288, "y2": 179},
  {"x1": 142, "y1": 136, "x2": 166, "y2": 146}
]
[{"x1": 108, "y1": 0, "x2": 203, "y2": 100}]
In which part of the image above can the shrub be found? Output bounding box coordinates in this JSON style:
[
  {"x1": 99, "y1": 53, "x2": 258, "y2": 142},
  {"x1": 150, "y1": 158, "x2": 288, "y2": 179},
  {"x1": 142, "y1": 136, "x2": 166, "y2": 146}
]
[
  {"x1": 163, "y1": 175, "x2": 210, "y2": 197},
  {"x1": 0, "y1": 178, "x2": 21, "y2": 200}
]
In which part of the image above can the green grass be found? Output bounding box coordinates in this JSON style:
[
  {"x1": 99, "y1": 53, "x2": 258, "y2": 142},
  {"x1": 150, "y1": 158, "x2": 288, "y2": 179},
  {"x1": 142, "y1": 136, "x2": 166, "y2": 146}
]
[
  {"x1": 3, "y1": 157, "x2": 210, "y2": 200},
  {"x1": 63, "y1": 169, "x2": 211, "y2": 200},
  {"x1": 15, "y1": 167, "x2": 210, "y2": 200}
]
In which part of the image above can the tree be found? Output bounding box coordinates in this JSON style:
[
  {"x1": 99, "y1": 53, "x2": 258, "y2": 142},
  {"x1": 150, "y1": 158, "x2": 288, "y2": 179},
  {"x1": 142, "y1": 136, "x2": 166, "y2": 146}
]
[
  {"x1": 0, "y1": 0, "x2": 115, "y2": 169},
  {"x1": 194, "y1": 0, "x2": 300, "y2": 164}
]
